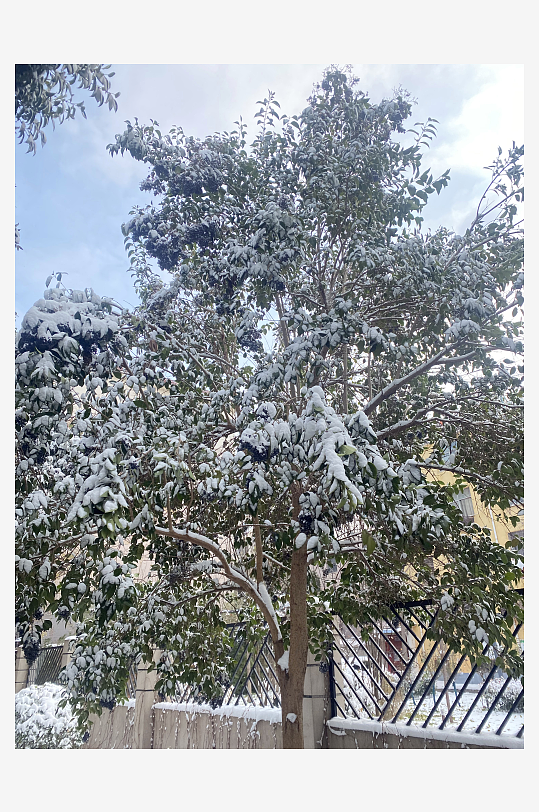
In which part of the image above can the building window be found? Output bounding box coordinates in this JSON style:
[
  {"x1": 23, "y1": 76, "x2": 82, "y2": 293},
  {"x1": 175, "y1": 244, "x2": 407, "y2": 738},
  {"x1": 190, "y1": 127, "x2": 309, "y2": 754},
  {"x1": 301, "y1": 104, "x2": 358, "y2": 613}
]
[
  {"x1": 508, "y1": 529, "x2": 524, "y2": 562},
  {"x1": 454, "y1": 487, "x2": 474, "y2": 525}
]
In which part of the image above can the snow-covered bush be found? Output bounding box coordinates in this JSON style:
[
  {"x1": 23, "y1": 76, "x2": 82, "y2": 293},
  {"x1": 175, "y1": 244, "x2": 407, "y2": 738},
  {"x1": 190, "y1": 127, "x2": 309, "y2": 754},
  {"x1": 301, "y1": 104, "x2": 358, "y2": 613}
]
[
  {"x1": 483, "y1": 677, "x2": 524, "y2": 713},
  {"x1": 15, "y1": 683, "x2": 83, "y2": 749}
]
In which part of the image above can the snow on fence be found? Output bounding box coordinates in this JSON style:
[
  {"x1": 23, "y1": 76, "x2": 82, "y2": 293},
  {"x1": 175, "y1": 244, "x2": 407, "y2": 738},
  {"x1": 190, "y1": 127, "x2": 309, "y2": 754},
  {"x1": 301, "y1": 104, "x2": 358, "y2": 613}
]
[
  {"x1": 15, "y1": 595, "x2": 523, "y2": 748},
  {"x1": 79, "y1": 700, "x2": 283, "y2": 749},
  {"x1": 328, "y1": 593, "x2": 524, "y2": 744}
]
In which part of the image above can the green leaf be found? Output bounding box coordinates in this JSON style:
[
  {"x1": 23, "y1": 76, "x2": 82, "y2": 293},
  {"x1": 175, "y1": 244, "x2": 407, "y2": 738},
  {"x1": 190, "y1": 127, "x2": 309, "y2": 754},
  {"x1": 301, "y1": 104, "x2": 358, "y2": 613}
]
[
  {"x1": 362, "y1": 529, "x2": 376, "y2": 555},
  {"x1": 338, "y1": 444, "x2": 357, "y2": 456}
]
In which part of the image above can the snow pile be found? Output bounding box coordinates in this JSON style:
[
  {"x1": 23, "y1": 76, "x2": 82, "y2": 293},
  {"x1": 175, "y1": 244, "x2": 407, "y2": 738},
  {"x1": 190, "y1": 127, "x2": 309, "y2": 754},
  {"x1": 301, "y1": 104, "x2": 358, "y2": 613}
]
[{"x1": 15, "y1": 683, "x2": 83, "y2": 749}]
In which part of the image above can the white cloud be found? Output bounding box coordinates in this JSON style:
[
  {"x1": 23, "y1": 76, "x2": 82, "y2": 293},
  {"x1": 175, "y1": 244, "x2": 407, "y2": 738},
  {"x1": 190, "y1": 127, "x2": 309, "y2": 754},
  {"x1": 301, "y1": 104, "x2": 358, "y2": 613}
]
[{"x1": 427, "y1": 65, "x2": 524, "y2": 177}]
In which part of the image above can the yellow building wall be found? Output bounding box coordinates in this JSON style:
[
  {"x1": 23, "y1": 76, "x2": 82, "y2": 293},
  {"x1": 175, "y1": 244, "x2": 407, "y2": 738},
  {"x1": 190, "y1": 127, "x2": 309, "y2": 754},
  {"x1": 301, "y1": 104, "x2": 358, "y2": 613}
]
[
  {"x1": 409, "y1": 470, "x2": 524, "y2": 671},
  {"x1": 426, "y1": 469, "x2": 523, "y2": 588}
]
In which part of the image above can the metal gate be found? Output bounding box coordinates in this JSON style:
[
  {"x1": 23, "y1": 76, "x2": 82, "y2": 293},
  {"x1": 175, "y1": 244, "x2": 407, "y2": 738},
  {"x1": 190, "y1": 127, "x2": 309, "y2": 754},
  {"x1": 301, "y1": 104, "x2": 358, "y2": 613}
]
[
  {"x1": 26, "y1": 645, "x2": 64, "y2": 687},
  {"x1": 171, "y1": 624, "x2": 281, "y2": 708}
]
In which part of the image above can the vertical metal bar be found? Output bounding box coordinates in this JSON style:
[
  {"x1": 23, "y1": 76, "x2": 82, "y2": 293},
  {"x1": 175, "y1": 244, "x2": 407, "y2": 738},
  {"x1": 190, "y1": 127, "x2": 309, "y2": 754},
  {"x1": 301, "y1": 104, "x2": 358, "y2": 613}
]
[
  {"x1": 328, "y1": 651, "x2": 338, "y2": 719},
  {"x1": 516, "y1": 725, "x2": 524, "y2": 738}
]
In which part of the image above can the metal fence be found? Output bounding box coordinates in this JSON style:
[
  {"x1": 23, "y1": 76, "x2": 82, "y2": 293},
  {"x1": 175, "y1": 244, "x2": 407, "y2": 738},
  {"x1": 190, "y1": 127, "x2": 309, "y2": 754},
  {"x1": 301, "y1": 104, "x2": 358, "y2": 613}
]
[
  {"x1": 171, "y1": 623, "x2": 281, "y2": 708},
  {"x1": 165, "y1": 597, "x2": 524, "y2": 741},
  {"x1": 127, "y1": 659, "x2": 138, "y2": 699},
  {"x1": 328, "y1": 591, "x2": 524, "y2": 740},
  {"x1": 23, "y1": 595, "x2": 523, "y2": 743},
  {"x1": 26, "y1": 644, "x2": 64, "y2": 687}
]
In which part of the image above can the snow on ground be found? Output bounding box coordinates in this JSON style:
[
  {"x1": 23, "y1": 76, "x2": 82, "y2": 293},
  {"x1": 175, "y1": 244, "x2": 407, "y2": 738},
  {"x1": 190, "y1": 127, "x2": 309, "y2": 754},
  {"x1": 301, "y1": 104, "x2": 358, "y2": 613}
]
[{"x1": 338, "y1": 664, "x2": 523, "y2": 738}]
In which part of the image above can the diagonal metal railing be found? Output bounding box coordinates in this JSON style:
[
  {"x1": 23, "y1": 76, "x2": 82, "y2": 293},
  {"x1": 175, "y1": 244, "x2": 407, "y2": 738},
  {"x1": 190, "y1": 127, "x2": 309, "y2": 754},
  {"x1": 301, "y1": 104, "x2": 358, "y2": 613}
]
[
  {"x1": 22, "y1": 592, "x2": 523, "y2": 742},
  {"x1": 328, "y1": 590, "x2": 523, "y2": 740},
  {"x1": 171, "y1": 624, "x2": 281, "y2": 708}
]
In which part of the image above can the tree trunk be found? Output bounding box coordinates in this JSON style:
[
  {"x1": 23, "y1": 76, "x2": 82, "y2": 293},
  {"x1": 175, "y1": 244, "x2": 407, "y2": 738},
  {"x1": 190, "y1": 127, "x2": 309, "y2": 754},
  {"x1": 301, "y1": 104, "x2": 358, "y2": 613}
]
[{"x1": 275, "y1": 542, "x2": 309, "y2": 749}]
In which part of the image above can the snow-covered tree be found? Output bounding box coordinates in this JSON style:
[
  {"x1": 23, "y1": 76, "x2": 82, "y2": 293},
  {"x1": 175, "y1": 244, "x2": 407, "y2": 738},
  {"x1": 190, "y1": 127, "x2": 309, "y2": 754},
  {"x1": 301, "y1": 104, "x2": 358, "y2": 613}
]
[
  {"x1": 15, "y1": 67, "x2": 523, "y2": 748},
  {"x1": 16, "y1": 64, "x2": 119, "y2": 154}
]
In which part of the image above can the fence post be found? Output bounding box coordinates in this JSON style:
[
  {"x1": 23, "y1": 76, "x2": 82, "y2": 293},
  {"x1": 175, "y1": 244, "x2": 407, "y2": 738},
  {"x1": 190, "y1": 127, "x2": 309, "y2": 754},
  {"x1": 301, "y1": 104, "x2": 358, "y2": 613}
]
[
  {"x1": 131, "y1": 651, "x2": 160, "y2": 749},
  {"x1": 328, "y1": 651, "x2": 337, "y2": 719},
  {"x1": 15, "y1": 647, "x2": 29, "y2": 693},
  {"x1": 60, "y1": 639, "x2": 72, "y2": 671},
  {"x1": 302, "y1": 650, "x2": 331, "y2": 749}
]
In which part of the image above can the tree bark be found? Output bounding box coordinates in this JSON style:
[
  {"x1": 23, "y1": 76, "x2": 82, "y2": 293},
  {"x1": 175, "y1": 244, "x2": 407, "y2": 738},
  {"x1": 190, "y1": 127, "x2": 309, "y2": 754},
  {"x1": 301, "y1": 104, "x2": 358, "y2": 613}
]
[{"x1": 276, "y1": 541, "x2": 309, "y2": 749}]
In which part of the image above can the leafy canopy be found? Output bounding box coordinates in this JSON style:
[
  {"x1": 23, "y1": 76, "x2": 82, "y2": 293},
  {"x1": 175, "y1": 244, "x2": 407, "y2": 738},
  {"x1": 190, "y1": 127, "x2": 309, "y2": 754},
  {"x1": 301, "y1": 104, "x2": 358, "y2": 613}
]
[
  {"x1": 15, "y1": 67, "x2": 523, "y2": 726},
  {"x1": 15, "y1": 63, "x2": 120, "y2": 154}
]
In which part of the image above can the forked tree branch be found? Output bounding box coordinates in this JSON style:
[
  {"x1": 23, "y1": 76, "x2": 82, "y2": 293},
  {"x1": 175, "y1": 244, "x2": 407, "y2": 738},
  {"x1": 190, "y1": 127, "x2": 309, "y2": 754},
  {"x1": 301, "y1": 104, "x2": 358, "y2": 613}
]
[{"x1": 154, "y1": 524, "x2": 282, "y2": 642}]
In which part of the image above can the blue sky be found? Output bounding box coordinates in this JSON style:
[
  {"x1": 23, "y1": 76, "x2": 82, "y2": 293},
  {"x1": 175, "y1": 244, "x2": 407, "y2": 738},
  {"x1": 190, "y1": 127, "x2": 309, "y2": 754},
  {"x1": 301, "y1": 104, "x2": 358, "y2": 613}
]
[{"x1": 15, "y1": 64, "x2": 523, "y2": 324}]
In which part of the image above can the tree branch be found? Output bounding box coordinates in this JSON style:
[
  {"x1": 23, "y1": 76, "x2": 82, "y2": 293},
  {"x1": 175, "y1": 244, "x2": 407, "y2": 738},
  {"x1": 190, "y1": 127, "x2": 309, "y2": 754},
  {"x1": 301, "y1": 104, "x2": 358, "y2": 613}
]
[
  {"x1": 154, "y1": 525, "x2": 282, "y2": 641},
  {"x1": 363, "y1": 347, "x2": 473, "y2": 416},
  {"x1": 254, "y1": 516, "x2": 263, "y2": 586},
  {"x1": 416, "y1": 462, "x2": 512, "y2": 490}
]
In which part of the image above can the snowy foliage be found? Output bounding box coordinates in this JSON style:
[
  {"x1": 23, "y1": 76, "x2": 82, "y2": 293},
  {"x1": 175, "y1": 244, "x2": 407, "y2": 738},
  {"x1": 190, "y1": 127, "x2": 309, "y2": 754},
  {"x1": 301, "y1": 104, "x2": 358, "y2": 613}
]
[
  {"x1": 15, "y1": 68, "x2": 523, "y2": 733},
  {"x1": 15, "y1": 683, "x2": 83, "y2": 748},
  {"x1": 16, "y1": 64, "x2": 119, "y2": 154},
  {"x1": 483, "y1": 676, "x2": 524, "y2": 712}
]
